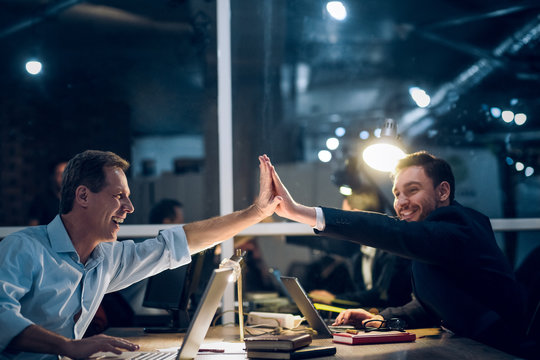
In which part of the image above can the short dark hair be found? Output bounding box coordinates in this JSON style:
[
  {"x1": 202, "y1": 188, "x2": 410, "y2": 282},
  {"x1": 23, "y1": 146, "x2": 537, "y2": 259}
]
[
  {"x1": 393, "y1": 151, "x2": 455, "y2": 201},
  {"x1": 149, "y1": 199, "x2": 183, "y2": 224},
  {"x1": 60, "y1": 150, "x2": 130, "y2": 214}
]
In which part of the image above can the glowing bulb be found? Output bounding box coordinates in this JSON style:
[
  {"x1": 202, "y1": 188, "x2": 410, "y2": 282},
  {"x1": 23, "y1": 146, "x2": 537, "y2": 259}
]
[
  {"x1": 363, "y1": 143, "x2": 406, "y2": 172},
  {"x1": 326, "y1": 137, "x2": 339, "y2": 150},
  {"x1": 318, "y1": 150, "x2": 332, "y2": 162},
  {"x1": 515, "y1": 162, "x2": 524, "y2": 171},
  {"x1": 525, "y1": 167, "x2": 534, "y2": 177},
  {"x1": 25, "y1": 60, "x2": 42, "y2": 75},
  {"x1": 501, "y1": 110, "x2": 514, "y2": 123},
  {"x1": 339, "y1": 185, "x2": 352, "y2": 196},
  {"x1": 326, "y1": 1, "x2": 347, "y2": 21}
]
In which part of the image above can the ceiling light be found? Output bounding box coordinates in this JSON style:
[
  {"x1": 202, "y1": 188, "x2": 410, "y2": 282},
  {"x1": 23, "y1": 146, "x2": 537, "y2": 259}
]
[
  {"x1": 506, "y1": 157, "x2": 514, "y2": 166},
  {"x1": 362, "y1": 119, "x2": 406, "y2": 172},
  {"x1": 525, "y1": 167, "x2": 534, "y2": 177},
  {"x1": 25, "y1": 60, "x2": 42, "y2": 75},
  {"x1": 501, "y1": 110, "x2": 514, "y2": 123},
  {"x1": 326, "y1": 1, "x2": 347, "y2": 21},
  {"x1": 409, "y1": 87, "x2": 431, "y2": 108},
  {"x1": 318, "y1": 150, "x2": 332, "y2": 162},
  {"x1": 490, "y1": 107, "x2": 501, "y2": 118},
  {"x1": 514, "y1": 113, "x2": 527, "y2": 126},
  {"x1": 339, "y1": 185, "x2": 352, "y2": 196},
  {"x1": 515, "y1": 162, "x2": 524, "y2": 171},
  {"x1": 359, "y1": 130, "x2": 369, "y2": 140},
  {"x1": 326, "y1": 137, "x2": 339, "y2": 150},
  {"x1": 335, "y1": 127, "x2": 346, "y2": 137}
]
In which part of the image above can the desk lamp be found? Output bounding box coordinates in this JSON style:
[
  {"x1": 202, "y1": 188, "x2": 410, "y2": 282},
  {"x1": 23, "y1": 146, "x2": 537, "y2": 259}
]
[{"x1": 219, "y1": 249, "x2": 246, "y2": 341}]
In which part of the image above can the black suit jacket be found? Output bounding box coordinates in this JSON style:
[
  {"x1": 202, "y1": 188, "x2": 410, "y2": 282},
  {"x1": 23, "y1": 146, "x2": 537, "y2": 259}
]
[{"x1": 316, "y1": 201, "x2": 525, "y2": 348}]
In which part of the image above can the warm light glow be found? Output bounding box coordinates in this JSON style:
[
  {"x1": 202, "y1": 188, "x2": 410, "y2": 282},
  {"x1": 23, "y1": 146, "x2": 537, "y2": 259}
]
[
  {"x1": 326, "y1": 137, "x2": 339, "y2": 150},
  {"x1": 339, "y1": 185, "x2": 352, "y2": 196},
  {"x1": 514, "y1": 113, "x2": 527, "y2": 126},
  {"x1": 409, "y1": 87, "x2": 431, "y2": 108},
  {"x1": 326, "y1": 1, "x2": 347, "y2": 21},
  {"x1": 501, "y1": 110, "x2": 514, "y2": 123},
  {"x1": 25, "y1": 60, "x2": 42, "y2": 75},
  {"x1": 228, "y1": 274, "x2": 235, "y2": 282},
  {"x1": 363, "y1": 143, "x2": 406, "y2": 172},
  {"x1": 318, "y1": 150, "x2": 332, "y2": 162}
]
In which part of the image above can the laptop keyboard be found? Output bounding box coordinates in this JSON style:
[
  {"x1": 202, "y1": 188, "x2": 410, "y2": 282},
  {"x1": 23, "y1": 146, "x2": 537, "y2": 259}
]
[{"x1": 131, "y1": 352, "x2": 177, "y2": 360}]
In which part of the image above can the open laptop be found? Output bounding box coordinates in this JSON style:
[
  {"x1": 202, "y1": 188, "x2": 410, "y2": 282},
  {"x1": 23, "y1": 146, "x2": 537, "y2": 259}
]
[
  {"x1": 92, "y1": 267, "x2": 234, "y2": 360},
  {"x1": 280, "y1": 276, "x2": 353, "y2": 339}
]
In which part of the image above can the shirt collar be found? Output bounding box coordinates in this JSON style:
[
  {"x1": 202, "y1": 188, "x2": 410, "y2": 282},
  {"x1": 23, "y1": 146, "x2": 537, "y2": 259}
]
[
  {"x1": 46, "y1": 214, "x2": 107, "y2": 267},
  {"x1": 47, "y1": 214, "x2": 77, "y2": 254}
]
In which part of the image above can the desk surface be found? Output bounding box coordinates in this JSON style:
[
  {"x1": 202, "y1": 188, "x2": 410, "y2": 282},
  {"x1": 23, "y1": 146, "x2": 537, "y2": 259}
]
[{"x1": 105, "y1": 327, "x2": 515, "y2": 359}]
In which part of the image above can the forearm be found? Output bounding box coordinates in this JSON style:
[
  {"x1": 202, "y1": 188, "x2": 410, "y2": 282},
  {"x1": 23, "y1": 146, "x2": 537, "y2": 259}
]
[
  {"x1": 284, "y1": 203, "x2": 317, "y2": 227},
  {"x1": 7, "y1": 324, "x2": 71, "y2": 357},
  {"x1": 183, "y1": 204, "x2": 267, "y2": 253}
]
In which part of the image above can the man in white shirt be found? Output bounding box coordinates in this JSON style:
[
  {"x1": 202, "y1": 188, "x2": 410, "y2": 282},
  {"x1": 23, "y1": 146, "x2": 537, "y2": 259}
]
[{"x1": 0, "y1": 150, "x2": 282, "y2": 360}]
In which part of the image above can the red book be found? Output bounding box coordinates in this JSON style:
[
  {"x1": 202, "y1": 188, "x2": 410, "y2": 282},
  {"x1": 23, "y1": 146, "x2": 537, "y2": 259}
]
[{"x1": 332, "y1": 330, "x2": 416, "y2": 345}]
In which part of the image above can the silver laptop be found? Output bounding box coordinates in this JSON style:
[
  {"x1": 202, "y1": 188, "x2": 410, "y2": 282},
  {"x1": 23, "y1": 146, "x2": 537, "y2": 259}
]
[
  {"x1": 281, "y1": 276, "x2": 353, "y2": 339},
  {"x1": 92, "y1": 267, "x2": 234, "y2": 360}
]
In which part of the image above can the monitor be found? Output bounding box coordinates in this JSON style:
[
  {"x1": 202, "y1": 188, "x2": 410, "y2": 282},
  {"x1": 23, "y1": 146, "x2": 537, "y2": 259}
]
[{"x1": 142, "y1": 251, "x2": 208, "y2": 333}]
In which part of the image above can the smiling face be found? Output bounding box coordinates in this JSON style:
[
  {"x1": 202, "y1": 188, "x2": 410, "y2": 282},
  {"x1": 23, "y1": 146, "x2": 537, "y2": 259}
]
[
  {"x1": 85, "y1": 166, "x2": 134, "y2": 242},
  {"x1": 392, "y1": 165, "x2": 450, "y2": 222}
]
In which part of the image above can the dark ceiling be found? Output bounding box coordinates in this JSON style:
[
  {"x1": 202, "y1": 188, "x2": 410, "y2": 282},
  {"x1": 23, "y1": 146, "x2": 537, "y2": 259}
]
[{"x1": 1, "y1": 0, "x2": 540, "y2": 164}]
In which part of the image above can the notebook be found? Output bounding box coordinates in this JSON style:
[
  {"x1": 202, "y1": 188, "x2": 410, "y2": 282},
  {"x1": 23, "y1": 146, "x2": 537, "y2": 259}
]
[
  {"x1": 280, "y1": 276, "x2": 336, "y2": 339},
  {"x1": 91, "y1": 267, "x2": 235, "y2": 360}
]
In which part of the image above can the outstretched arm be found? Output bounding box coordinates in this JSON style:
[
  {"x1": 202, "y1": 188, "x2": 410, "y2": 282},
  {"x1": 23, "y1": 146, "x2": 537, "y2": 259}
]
[
  {"x1": 8, "y1": 325, "x2": 139, "y2": 359},
  {"x1": 264, "y1": 155, "x2": 318, "y2": 227},
  {"x1": 183, "y1": 155, "x2": 282, "y2": 253}
]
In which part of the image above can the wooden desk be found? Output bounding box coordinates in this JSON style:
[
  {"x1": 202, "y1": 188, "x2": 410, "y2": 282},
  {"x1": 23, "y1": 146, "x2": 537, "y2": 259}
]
[{"x1": 105, "y1": 327, "x2": 515, "y2": 359}]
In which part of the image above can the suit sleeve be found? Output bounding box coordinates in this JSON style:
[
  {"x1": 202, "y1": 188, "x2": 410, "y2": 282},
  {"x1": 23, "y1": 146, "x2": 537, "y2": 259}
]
[
  {"x1": 316, "y1": 207, "x2": 476, "y2": 266},
  {"x1": 380, "y1": 298, "x2": 439, "y2": 329}
]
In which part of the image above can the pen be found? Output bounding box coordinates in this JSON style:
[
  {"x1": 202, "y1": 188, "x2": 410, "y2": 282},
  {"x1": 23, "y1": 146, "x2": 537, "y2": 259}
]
[{"x1": 198, "y1": 348, "x2": 225, "y2": 353}]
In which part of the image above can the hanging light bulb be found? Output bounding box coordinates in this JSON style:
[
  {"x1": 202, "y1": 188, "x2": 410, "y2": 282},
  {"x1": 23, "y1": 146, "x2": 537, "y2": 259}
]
[{"x1": 362, "y1": 119, "x2": 406, "y2": 172}]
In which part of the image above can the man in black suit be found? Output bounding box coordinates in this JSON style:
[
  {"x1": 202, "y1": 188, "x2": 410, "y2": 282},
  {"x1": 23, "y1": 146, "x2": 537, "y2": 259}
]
[{"x1": 263, "y1": 151, "x2": 525, "y2": 354}]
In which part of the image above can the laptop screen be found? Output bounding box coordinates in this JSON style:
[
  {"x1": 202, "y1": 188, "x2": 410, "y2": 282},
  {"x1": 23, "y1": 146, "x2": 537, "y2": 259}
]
[
  {"x1": 176, "y1": 267, "x2": 234, "y2": 359},
  {"x1": 280, "y1": 276, "x2": 333, "y2": 339}
]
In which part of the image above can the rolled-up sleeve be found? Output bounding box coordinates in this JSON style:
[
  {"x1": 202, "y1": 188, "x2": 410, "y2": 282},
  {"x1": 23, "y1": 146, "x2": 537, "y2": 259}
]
[
  {"x1": 0, "y1": 237, "x2": 36, "y2": 351},
  {"x1": 105, "y1": 226, "x2": 192, "y2": 293}
]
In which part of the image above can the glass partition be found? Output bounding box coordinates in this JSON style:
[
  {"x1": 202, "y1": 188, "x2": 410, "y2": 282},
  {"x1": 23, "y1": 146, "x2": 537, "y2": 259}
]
[
  {"x1": 0, "y1": 0, "x2": 219, "y2": 226},
  {"x1": 228, "y1": 0, "x2": 540, "y2": 270},
  {"x1": 0, "y1": 1, "x2": 539, "y2": 268}
]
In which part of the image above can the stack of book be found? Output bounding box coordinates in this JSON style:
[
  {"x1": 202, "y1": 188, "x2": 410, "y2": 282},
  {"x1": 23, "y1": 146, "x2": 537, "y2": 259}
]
[
  {"x1": 332, "y1": 330, "x2": 416, "y2": 345},
  {"x1": 244, "y1": 333, "x2": 336, "y2": 359}
]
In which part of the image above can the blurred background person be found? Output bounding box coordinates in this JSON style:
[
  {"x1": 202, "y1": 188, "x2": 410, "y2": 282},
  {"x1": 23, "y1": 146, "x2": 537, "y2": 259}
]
[
  {"x1": 308, "y1": 187, "x2": 412, "y2": 311},
  {"x1": 27, "y1": 160, "x2": 67, "y2": 226},
  {"x1": 149, "y1": 198, "x2": 185, "y2": 224}
]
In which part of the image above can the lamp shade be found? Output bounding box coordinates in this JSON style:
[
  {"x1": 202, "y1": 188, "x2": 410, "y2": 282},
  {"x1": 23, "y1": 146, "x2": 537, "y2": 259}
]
[{"x1": 362, "y1": 119, "x2": 406, "y2": 172}]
